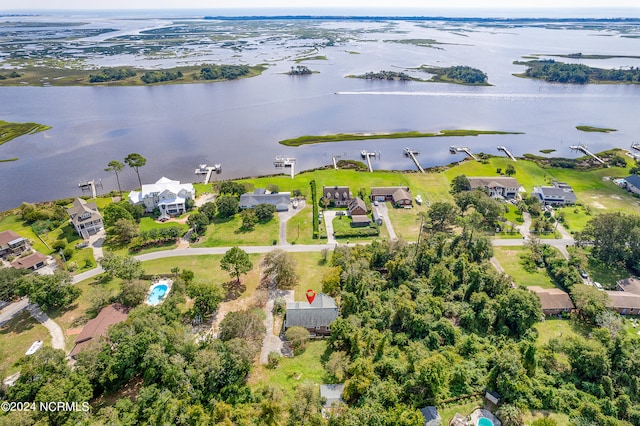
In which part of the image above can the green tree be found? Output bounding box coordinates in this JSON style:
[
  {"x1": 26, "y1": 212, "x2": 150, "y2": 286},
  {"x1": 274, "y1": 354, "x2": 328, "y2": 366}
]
[
  {"x1": 199, "y1": 202, "x2": 216, "y2": 220},
  {"x1": 0, "y1": 267, "x2": 28, "y2": 301},
  {"x1": 187, "y1": 212, "x2": 209, "y2": 235},
  {"x1": 254, "y1": 203, "x2": 277, "y2": 221},
  {"x1": 322, "y1": 266, "x2": 342, "y2": 297},
  {"x1": 103, "y1": 203, "x2": 134, "y2": 228},
  {"x1": 505, "y1": 164, "x2": 516, "y2": 176},
  {"x1": 263, "y1": 249, "x2": 299, "y2": 289},
  {"x1": 497, "y1": 404, "x2": 524, "y2": 426},
  {"x1": 119, "y1": 280, "x2": 147, "y2": 307},
  {"x1": 571, "y1": 284, "x2": 609, "y2": 324},
  {"x1": 219, "y1": 309, "x2": 265, "y2": 355},
  {"x1": 216, "y1": 195, "x2": 239, "y2": 218},
  {"x1": 108, "y1": 217, "x2": 138, "y2": 244},
  {"x1": 285, "y1": 326, "x2": 310, "y2": 354},
  {"x1": 105, "y1": 160, "x2": 125, "y2": 195},
  {"x1": 217, "y1": 181, "x2": 246, "y2": 197},
  {"x1": 450, "y1": 174, "x2": 471, "y2": 193},
  {"x1": 287, "y1": 384, "x2": 324, "y2": 426},
  {"x1": 220, "y1": 247, "x2": 253, "y2": 284},
  {"x1": 19, "y1": 271, "x2": 80, "y2": 311},
  {"x1": 495, "y1": 288, "x2": 542, "y2": 337},
  {"x1": 240, "y1": 209, "x2": 258, "y2": 230},
  {"x1": 186, "y1": 280, "x2": 224, "y2": 317},
  {"x1": 124, "y1": 152, "x2": 147, "y2": 188},
  {"x1": 428, "y1": 202, "x2": 460, "y2": 232},
  {"x1": 100, "y1": 252, "x2": 144, "y2": 282}
]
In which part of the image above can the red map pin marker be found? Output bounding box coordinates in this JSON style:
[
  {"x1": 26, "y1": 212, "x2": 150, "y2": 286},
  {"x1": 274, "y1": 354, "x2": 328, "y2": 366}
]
[{"x1": 306, "y1": 289, "x2": 316, "y2": 305}]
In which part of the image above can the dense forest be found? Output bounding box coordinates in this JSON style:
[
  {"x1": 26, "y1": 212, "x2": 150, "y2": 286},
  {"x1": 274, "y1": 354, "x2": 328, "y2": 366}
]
[
  {"x1": 197, "y1": 65, "x2": 251, "y2": 80},
  {"x1": 88, "y1": 68, "x2": 136, "y2": 83},
  {"x1": 140, "y1": 70, "x2": 183, "y2": 84},
  {"x1": 517, "y1": 59, "x2": 640, "y2": 84},
  {"x1": 420, "y1": 65, "x2": 489, "y2": 84},
  {"x1": 353, "y1": 70, "x2": 413, "y2": 81}
]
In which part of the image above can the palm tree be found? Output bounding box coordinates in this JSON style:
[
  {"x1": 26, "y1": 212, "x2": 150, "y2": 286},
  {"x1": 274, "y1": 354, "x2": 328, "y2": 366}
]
[
  {"x1": 124, "y1": 153, "x2": 147, "y2": 189},
  {"x1": 104, "y1": 160, "x2": 124, "y2": 195}
]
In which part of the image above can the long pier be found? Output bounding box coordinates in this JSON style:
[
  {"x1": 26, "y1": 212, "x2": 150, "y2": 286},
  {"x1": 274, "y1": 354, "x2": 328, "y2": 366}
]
[
  {"x1": 274, "y1": 156, "x2": 296, "y2": 178},
  {"x1": 360, "y1": 150, "x2": 377, "y2": 172},
  {"x1": 404, "y1": 147, "x2": 425, "y2": 173},
  {"x1": 497, "y1": 146, "x2": 517, "y2": 161},
  {"x1": 195, "y1": 163, "x2": 222, "y2": 184},
  {"x1": 78, "y1": 179, "x2": 101, "y2": 198},
  {"x1": 570, "y1": 144, "x2": 605, "y2": 165},
  {"x1": 332, "y1": 155, "x2": 339, "y2": 170},
  {"x1": 449, "y1": 145, "x2": 478, "y2": 161}
]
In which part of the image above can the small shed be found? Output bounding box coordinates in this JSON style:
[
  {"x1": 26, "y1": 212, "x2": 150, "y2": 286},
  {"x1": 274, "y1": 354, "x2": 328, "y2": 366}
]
[
  {"x1": 372, "y1": 208, "x2": 383, "y2": 225},
  {"x1": 485, "y1": 390, "x2": 501, "y2": 406},
  {"x1": 320, "y1": 383, "x2": 344, "y2": 417},
  {"x1": 351, "y1": 215, "x2": 371, "y2": 227},
  {"x1": 420, "y1": 406, "x2": 441, "y2": 426}
]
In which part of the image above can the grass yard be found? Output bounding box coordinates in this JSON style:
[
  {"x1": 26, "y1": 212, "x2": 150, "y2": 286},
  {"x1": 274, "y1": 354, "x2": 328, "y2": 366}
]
[
  {"x1": 248, "y1": 340, "x2": 330, "y2": 402},
  {"x1": 405, "y1": 173, "x2": 455, "y2": 204},
  {"x1": 385, "y1": 204, "x2": 428, "y2": 242},
  {"x1": 0, "y1": 311, "x2": 50, "y2": 379},
  {"x1": 138, "y1": 217, "x2": 189, "y2": 234},
  {"x1": 288, "y1": 252, "x2": 332, "y2": 301},
  {"x1": 444, "y1": 158, "x2": 550, "y2": 192},
  {"x1": 524, "y1": 410, "x2": 571, "y2": 426},
  {"x1": 195, "y1": 215, "x2": 279, "y2": 247},
  {"x1": 503, "y1": 203, "x2": 524, "y2": 224},
  {"x1": 493, "y1": 246, "x2": 556, "y2": 289},
  {"x1": 0, "y1": 214, "x2": 51, "y2": 254},
  {"x1": 287, "y1": 205, "x2": 327, "y2": 245},
  {"x1": 534, "y1": 318, "x2": 591, "y2": 348},
  {"x1": 438, "y1": 398, "x2": 483, "y2": 426},
  {"x1": 555, "y1": 205, "x2": 592, "y2": 233}
]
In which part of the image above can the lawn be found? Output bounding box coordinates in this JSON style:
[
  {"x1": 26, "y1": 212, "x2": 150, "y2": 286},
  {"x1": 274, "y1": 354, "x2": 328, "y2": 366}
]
[
  {"x1": 534, "y1": 318, "x2": 590, "y2": 348},
  {"x1": 405, "y1": 173, "x2": 455, "y2": 204},
  {"x1": 138, "y1": 217, "x2": 189, "y2": 234},
  {"x1": 385, "y1": 204, "x2": 428, "y2": 242},
  {"x1": 524, "y1": 410, "x2": 571, "y2": 426},
  {"x1": 288, "y1": 251, "x2": 332, "y2": 301},
  {"x1": 195, "y1": 215, "x2": 279, "y2": 247},
  {"x1": 287, "y1": 205, "x2": 327, "y2": 245},
  {"x1": 248, "y1": 340, "x2": 330, "y2": 402},
  {"x1": 0, "y1": 214, "x2": 51, "y2": 254},
  {"x1": 444, "y1": 158, "x2": 549, "y2": 193},
  {"x1": 555, "y1": 205, "x2": 592, "y2": 234},
  {"x1": 503, "y1": 204, "x2": 524, "y2": 224},
  {"x1": 0, "y1": 311, "x2": 50, "y2": 379},
  {"x1": 493, "y1": 246, "x2": 556, "y2": 289},
  {"x1": 438, "y1": 398, "x2": 484, "y2": 426}
]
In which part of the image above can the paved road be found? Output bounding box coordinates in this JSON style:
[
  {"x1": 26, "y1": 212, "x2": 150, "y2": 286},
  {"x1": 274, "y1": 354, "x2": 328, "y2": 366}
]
[
  {"x1": 28, "y1": 304, "x2": 65, "y2": 350},
  {"x1": 375, "y1": 202, "x2": 397, "y2": 240},
  {"x1": 0, "y1": 298, "x2": 29, "y2": 327}
]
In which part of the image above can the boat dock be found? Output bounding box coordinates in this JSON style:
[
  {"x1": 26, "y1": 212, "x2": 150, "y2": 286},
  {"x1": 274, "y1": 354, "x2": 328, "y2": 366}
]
[
  {"x1": 195, "y1": 163, "x2": 222, "y2": 184},
  {"x1": 274, "y1": 156, "x2": 296, "y2": 178},
  {"x1": 570, "y1": 144, "x2": 605, "y2": 165},
  {"x1": 497, "y1": 146, "x2": 517, "y2": 161},
  {"x1": 360, "y1": 150, "x2": 377, "y2": 172},
  {"x1": 632, "y1": 143, "x2": 640, "y2": 152},
  {"x1": 332, "y1": 155, "x2": 340, "y2": 170},
  {"x1": 78, "y1": 179, "x2": 101, "y2": 198},
  {"x1": 404, "y1": 147, "x2": 425, "y2": 173},
  {"x1": 449, "y1": 145, "x2": 478, "y2": 161}
]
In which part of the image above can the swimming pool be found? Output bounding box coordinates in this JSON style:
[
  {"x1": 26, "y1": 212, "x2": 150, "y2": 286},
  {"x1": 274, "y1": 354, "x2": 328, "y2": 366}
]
[
  {"x1": 147, "y1": 282, "x2": 169, "y2": 306},
  {"x1": 477, "y1": 417, "x2": 495, "y2": 426}
]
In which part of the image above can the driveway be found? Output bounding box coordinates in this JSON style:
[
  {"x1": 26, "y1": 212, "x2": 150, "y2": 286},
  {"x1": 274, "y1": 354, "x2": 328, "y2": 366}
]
[
  {"x1": 277, "y1": 200, "x2": 306, "y2": 245},
  {"x1": 519, "y1": 211, "x2": 532, "y2": 239},
  {"x1": 28, "y1": 304, "x2": 65, "y2": 350},
  {"x1": 322, "y1": 211, "x2": 337, "y2": 244},
  {"x1": 374, "y1": 203, "x2": 397, "y2": 240},
  {"x1": 259, "y1": 280, "x2": 294, "y2": 364}
]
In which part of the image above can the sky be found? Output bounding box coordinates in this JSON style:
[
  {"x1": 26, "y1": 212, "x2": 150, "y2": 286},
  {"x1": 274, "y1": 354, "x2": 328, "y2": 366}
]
[{"x1": 4, "y1": 0, "x2": 640, "y2": 10}]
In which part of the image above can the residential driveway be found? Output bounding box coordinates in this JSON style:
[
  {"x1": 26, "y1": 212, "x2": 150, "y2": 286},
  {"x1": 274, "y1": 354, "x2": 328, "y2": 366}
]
[
  {"x1": 375, "y1": 203, "x2": 397, "y2": 240},
  {"x1": 322, "y1": 211, "x2": 337, "y2": 244},
  {"x1": 519, "y1": 211, "x2": 532, "y2": 239},
  {"x1": 259, "y1": 280, "x2": 294, "y2": 365},
  {"x1": 277, "y1": 200, "x2": 306, "y2": 245},
  {"x1": 28, "y1": 304, "x2": 65, "y2": 350}
]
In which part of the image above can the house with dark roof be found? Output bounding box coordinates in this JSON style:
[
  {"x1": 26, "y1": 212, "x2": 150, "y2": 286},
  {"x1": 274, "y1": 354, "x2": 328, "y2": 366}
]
[
  {"x1": 370, "y1": 187, "x2": 412, "y2": 207},
  {"x1": 323, "y1": 186, "x2": 352, "y2": 207},
  {"x1": 467, "y1": 177, "x2": 521, "y2": 198},
  {"x1": 616, "y1": 278, "x2": 640, "y2": 294},
  {"x1": 347, "y1": 197, "x2": 367, "y2": 216},
  {"x1": 320, "y1": 384, "x2": 344, "y2": 417},
  {"x1": 533, "y1": 182, "x2": 577, "y2": 206},
  {"x1": 0, "y1": 230, "x2": 30, "y2": 259},
  {"x1": 284, "y1": 293, "x2": 338, "y2": 336},
  {"x1": 420, "y1": 406, "x2": 442, "y2": 426},
  {"x1": 239, "y1": 189, "x2": 291, "y2": 212},
  {"x1": 623, "y1": 174, "x2": 640, "y2": 196},
  {"x1": 70, "y1": 303, "x2": 129, "y2": 358},
  {"x1": 529, "y1": 286, "x2": 575, "y2": 315},
  {"x1": 11, "y1": 252, "x2": 48, "y2": 271},
  {"x1": 67, "y1": 198, "x2": 104, "y2": 239}
]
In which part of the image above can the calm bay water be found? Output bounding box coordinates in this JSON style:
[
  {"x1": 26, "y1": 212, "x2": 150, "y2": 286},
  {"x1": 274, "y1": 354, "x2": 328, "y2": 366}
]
[{"x1": 1, "y1": 16, "x2": 640, "y2": 210}]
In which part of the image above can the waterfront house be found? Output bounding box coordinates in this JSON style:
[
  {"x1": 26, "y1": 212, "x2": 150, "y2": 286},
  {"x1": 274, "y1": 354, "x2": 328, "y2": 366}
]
[
  {"x1": 0, "y1": 230, "x2": 30, "y2": 259},
  {"x1": 322, "y1": 186, "x2": 352, "y2": 207},
  {"x1": 529, "y1": 286, "x2": 575, "y2": 316},
  {"x1": 347, "y1": 197, "x2": 367, "y2": 216},
  {"x1": 67, "y1": 198, "x2": 103, "y2": 239},
  {"x1": 467, "y1": 177, "x2": 521, "y2": 198},
  {"x1": 370, "y1": 187, "x2": 412, "y2": 207},
  {"x1": 284, "y1": 293, "x2": 338, "y2": 337},
  {"x1": 420, "y1": 406, "x2": 441, "y2": 426},
  {"x1": 128, "y1": 177, "x2": 195, "y2": 219},
  {"x1": 239, "y1": 188, "x2": 291, "y2": 212},
  {"x1": 533, "y1": 182, "x2": 577, "y2": 206},
  {"x1": 11, "y1": 252, "x2": 48, "y2": 271},
  {"x1": 69, "y1": 303, "x2": 129, "y2": 358},
  {"x1": 623, "y1": 174, "x2": 640, "y2": 196}
]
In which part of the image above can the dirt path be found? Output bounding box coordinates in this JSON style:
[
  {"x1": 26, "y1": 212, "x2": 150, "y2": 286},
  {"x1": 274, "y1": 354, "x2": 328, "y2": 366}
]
[
  {"x1": 28, "y1": 304, "x2": 65, "y2": 350},
  {"x1": 259, "y1": 279, "x2": 294, "y2": 365}
]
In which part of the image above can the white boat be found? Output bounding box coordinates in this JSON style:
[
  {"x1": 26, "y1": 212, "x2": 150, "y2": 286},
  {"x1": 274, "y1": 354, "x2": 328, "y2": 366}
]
[
  {"x1": 415, "y1": 195, "x2": 423, "y2": 205},
  {"x1": 26, "y1": 340, "x2": 43, "y2": 356}
]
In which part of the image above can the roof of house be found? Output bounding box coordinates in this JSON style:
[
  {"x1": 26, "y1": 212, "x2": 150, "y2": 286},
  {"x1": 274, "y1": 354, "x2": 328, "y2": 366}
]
[
  {"x1": 351, "y1": 215, "x2": 371, "y2": 224},
  {"x1": 420, "y1": 406, "x2": 441, "y2": 424},
  {"x1": 347, "y1": 197, "x2": 367, "y2": 213},
  {"x1": 70, "y1": 303, "x2": 129, "y2": 358},
  {"x1": 529, "y1": 286, "x2": 575, "y2": 311},
  {"x1": 129, "y1": 177, "x2": 194, "y2": 204},
  {"x1": 392, "y1": 188, "x2": 412, "y2": 203},
  {"x1": 67, "y1": 198, "x2": 102, "y2": 225},
  {"x1": 371, "y1": 186, "x2": 410, "y2": 196},
  {"x1": 11, "y1": 252, "x2": 47, "y2": 270},
  {"x1": 323, "y1": 186, "x2": 351, "y2": 199},
  {"x1": 534, "y1": 182, "x2": 577, "y2": 203},
  {"x1": 625, "y1": 174, "x2": 640, "y2": 190},
  {"x1": 239, "y1": 191, "x2": 291, "y2": 211},
  {"x1": 467, "y1": 177, "x2": 521, "y2": 189},
  {"x1": 0, "y1": 230, "x2": 25, "y2": 247},
  {"x1": 605, "y1": 291, "x2": 640, "y2": 310},
  {"x1": 320, "y1": 384, "x2": 344, "y2": 408},
  {"x1": 285, "y1": 293, "x2": 339, "y2": 329},
  {"x1": 617, "y1": 278, "x2": 640, "y2": 295}
]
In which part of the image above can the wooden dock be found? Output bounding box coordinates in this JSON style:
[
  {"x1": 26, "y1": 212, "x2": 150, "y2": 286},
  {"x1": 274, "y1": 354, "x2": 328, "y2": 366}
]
[
  {"x1": 360, "y1": 150, "x2": 377, "y2": 172},
  {"x1": 195, "y1": 163, "x2": 222, "y2": 184},
  {"x1": 332, "y1": 155, "x2": 340, "y2": 170},
  {"x1": 78, "y1": 179, "x2": 101, "y2": 198},
  {"x1": 570, "y1": 144, "x2": 605, "y2": 165},
  {"x1": 404, "y1": 147, "x2": 425, "y2": 173},
  {"x1": 497, "y1": 146, "x2": 517, "y2": 161},
  {"x1": 274, "y1": 156, "x2": 296, "y2": 178},
  {"x1": 449, "y1": 145, "x2": 478, "y2": 161}
]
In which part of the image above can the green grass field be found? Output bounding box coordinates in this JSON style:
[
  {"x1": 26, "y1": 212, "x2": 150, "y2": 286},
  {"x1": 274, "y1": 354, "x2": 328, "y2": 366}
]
[
  {"x1": 0, "y1": 312, "x2": 50, "y2": 379},
  {"x1": 438, "y1": 399, "x2": 484, "y2": 426},
  {"x1": 0, "y1": 120, "x2": 50, "y2": 146},
  {"x1": 385, "y1": 204, "x2": 427, "y2": 241},
  {"x1": 288, "y1": 252, "x2": 332, "y2": 301},
  {"x1": 0, "y1": 214, "x2": 51, "y2": 254},
  {"x1": 138, "y1": 217, "x2": 189, "y2": 234},
  {"x1": 194, "y1": 215, "x2": 279, "y2": 247},
  {"x1": 493, "y1": 246, "x2": 557, "y2": 289},
  {"x1": 287, "y1": 205, "x2": 326, "y2": 245}
]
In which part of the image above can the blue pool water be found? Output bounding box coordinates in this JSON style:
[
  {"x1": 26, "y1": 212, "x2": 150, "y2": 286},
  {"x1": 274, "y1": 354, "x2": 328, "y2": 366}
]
[
  {"x1": 477, "y1": 417, "x2": 494, "y2": 426},
  {"x1": 147, "y1": 284, "x2": 168, "y2": 306}
]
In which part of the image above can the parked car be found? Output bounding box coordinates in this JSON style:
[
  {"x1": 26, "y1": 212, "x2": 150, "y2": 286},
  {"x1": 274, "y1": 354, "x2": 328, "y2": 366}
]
[
  {"x1": 580, "y1": 270, "x2": 588, "y2": 279},
  {"x1": 373, "y1": 200, "x2": 379, "y2": 206},
  {"x1": 75, "y1": 241, "x2": 89, "y2": 249}
]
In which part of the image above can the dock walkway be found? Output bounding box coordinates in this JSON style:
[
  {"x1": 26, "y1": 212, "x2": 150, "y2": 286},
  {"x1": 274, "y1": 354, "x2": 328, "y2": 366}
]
[
  {"x1": 570, "y1": 144, "x2": 605, "y2": 165},
  {"x1": 404, "y1": 148, "x2": 424, "y2": 173},
  {"x1": 497, "y1": 146, "x2": 517, "y2": 161}
]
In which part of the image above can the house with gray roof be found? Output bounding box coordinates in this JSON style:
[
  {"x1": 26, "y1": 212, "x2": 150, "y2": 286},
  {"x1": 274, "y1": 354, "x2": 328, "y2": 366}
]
[
  {"x1": 323, "y1": 186, "x2": 352, "y2": 207},
  {"x1": 239, "y1": 189, "x2": 291, "y2": 212},
  {"x1": 623, "y1": 174, "x2": 640, "y2": 196},
  {"x1": 617, "y1": 277, "x2": 640, "y2": 294},
  {"x1": 320, "y1": 384, "x2": 344, "y2": 416},
  {"x1": 284, "y1": 293, "x2": 338, "y2": 336},
  {"x1": 67, "y1": 198, "x2": 103, "y2": 239},
  {"x1": 529, "y1": 286, "x2": 575, "y2": 316},
  {"x1": 420, "y1": 406, "x2": 441, "y2": 426},
  {"x1": 533, "y1": 182, "x2": 577, "y2": 206}
]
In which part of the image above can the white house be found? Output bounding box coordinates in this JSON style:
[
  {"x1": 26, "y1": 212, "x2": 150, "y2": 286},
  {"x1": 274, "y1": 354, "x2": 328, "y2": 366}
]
[
  {"x1": 467, "y1": 177, "x2": 521, "y2": 198},
  {"x1": 128, "y1": 177, "x2": 195, "y2": 219}
]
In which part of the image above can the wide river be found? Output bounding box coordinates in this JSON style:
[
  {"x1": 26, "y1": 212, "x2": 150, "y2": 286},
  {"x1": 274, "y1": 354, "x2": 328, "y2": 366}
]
[{"x1": 1, "y1": 16, "x2": 640, "y2": 211}]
